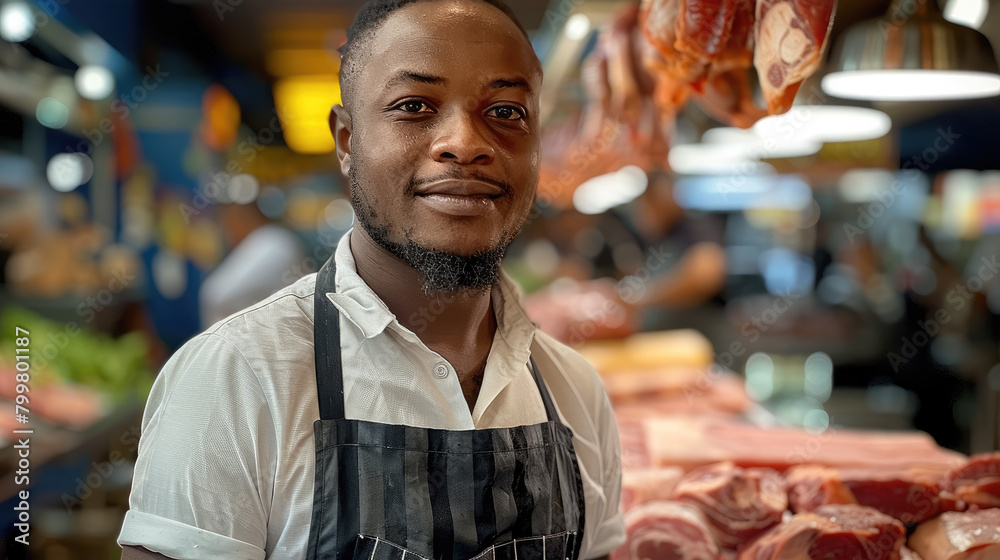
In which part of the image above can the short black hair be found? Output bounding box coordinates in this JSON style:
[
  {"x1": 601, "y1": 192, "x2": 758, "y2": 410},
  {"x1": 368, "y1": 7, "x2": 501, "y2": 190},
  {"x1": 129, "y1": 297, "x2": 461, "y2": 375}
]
[{"x1": 338, "y1": 0, "x2": 530, "y2": 111}]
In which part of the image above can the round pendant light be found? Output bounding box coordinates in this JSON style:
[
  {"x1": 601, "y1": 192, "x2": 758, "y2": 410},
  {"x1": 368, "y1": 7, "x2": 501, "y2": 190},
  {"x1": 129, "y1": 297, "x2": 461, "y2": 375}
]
[{"x1": 822, "y1": 0, "x2": 1000, "y2": 101}]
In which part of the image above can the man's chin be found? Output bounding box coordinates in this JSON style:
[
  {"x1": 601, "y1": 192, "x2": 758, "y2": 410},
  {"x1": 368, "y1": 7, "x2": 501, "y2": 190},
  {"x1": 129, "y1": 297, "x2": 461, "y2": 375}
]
[{"x1": 404, "y1": 231, "x2": 508, "y2": 260}]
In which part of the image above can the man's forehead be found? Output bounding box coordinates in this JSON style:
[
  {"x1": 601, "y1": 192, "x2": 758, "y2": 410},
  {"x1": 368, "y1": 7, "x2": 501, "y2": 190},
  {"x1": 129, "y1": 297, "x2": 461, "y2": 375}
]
[{"x1": 360, "y1": 1, "x2": 541, "y2": 82}]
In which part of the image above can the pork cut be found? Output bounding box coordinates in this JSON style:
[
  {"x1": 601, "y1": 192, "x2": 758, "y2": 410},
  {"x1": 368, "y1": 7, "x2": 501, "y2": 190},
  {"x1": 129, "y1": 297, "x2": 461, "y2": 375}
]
[
  {"x1": 621, "y1": 467, "x2": 686, "y2": 513},
  {"x1": 738, "y1": 504, "x2": 907, "y2": 560},
  {"x1": 908, "y1": 509, "x2": 1000, "y2": 560},
  {"x1": 602, "y1": 367, "x2": 750, "y2": 414},
  {"x1": 786, "y1": 465, "x2": 945, "y2": 524},
  {"x1": 948, "y1": 452, "x2": 1000, "y2": 509},
  {"x1": 615, "y1": 414, "x2": 969, "y2": 474},
  {"x1": 753, "y1": 0, "x2": 836, "y2": 114},
  {"x1": 612, "y1": 501, "x2": 720, "y2": 560},
  {"x1": 672, "y1": 461, "x2": 787, "y2": 548}
]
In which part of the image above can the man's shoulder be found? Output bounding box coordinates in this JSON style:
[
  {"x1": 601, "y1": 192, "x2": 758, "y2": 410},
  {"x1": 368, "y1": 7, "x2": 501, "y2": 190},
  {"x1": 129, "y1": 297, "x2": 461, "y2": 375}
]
[
  {"x1": 168, "y1": 272, "x2": 319, "y2": 382},
  {"x1": 531, "y1": 329, "x2": 612, "y2": 425},
  {"x1": 204, "y1": 271, "x2": 318, "y2": 339}
]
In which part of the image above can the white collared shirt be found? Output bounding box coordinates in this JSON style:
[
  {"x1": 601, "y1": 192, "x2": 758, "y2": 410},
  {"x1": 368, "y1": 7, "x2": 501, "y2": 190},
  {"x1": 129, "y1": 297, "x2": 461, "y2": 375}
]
[{"x1": 118, "y1": 230, "x2": 625, "y2": 559}]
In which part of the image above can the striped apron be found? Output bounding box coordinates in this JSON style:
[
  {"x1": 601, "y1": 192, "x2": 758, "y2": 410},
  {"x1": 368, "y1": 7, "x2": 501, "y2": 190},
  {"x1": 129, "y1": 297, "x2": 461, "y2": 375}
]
[{"x1": 305, "y1": 253, "x2": 586, "y2": 560}]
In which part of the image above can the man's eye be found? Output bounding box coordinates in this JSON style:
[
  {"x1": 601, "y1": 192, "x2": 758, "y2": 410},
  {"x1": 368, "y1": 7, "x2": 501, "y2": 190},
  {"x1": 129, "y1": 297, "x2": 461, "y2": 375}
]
[
  {"x1": 396, "y1": 101, "x2": 431, "y2": 113},
  {"x1": 487, "y1": 105, "x2": 525, "y2": 121}
]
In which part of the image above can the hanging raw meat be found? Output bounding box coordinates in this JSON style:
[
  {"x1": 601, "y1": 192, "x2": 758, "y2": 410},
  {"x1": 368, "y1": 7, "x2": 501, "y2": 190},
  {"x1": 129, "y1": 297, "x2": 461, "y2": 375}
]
[
  {"x1": 693, "y1": 67, "x2": 768, "y2": 128},
  {"x1": 638, "y1": 0, "x2": 836, "y2": 125},
  {"x1": 538, "y1": 4, "x2": 675, "y2": 207},
  {"x1": 754, "y1": 0, "x2": 837, "y2": 113}
]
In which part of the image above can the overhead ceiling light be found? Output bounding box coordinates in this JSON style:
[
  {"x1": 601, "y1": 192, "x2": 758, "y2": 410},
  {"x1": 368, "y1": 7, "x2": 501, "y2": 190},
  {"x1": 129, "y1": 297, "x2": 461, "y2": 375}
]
[
  {"x1": 669, "y1": 126, "x2": 820, "y2": 175},
  {"x1": 753, "y1": 106, "x2": 892, "y2": 144},
  {"x1": 673, "y1": 175, "x2": 812, "y2": 212},
  {"x1": 46, "y1": 153, "x2": 94, "y2": 192},
  {"x1": 822, "y1": 0, "x2": 1000, "y2": 101},
  {"x1": 273, "y1": 75, "x2": 340, "y2": 154},
  {"x1": 227, "y1": 173, "x2": 260, "y2": 204},
  {"x1": 669, "y1": 143, "x2": 765, "y2": 176},
  {"x1": 75, "y1": 65, "x2": 116, "y2": 100},
  {"x1": 0, "y1": 2, "x2": 35, "y2": 43},
  {"x1": 573, "y1": 165, "x2": 647, "y2": 214},
  {"x1": 944, "y1": 0, "x2": 988, "y2": 29},
  {"x1": 564, "y1": 13, "x2": 591, "y2": 41},
  {"x1": 36, "y1": 97, "x2": 69, "y2": 129},
  {"x1": 702, "y1": 127, "x2": 823, "y2": 159}
]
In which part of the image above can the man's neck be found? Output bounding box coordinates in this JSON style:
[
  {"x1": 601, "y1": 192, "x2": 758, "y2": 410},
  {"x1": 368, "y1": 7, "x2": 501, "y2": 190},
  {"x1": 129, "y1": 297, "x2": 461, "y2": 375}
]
[{"x1": 349, "y1": 227, "x2": 497, "y2": 409}]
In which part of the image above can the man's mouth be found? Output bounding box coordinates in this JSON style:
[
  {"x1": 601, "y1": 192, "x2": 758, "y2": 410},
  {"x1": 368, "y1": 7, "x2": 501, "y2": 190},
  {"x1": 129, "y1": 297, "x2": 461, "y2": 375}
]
[
  {"x1": 414, "y1": 179, "x2": 506, "y2": 217},
  {"x1": 414, "y1": 179, "x2": 506, "y2": 198}
]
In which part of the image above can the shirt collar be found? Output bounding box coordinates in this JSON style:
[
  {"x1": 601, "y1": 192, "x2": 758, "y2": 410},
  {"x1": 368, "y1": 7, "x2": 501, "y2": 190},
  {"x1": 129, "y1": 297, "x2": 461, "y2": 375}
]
[{"x1": 324, "y1": 229, "x2": 536, "y2": 358}]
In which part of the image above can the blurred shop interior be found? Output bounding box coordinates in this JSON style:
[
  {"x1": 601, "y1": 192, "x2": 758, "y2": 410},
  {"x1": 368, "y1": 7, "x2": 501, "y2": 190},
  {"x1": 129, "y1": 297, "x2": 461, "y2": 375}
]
[{"x1": 1, "y1": 0, "x2": 1000, "y2": 557}]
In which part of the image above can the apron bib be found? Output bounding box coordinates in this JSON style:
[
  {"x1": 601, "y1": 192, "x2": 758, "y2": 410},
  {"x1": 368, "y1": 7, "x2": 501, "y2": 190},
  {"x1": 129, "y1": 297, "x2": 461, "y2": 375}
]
[{"x1": 305, "y1": 251, "x2": 587, "y2": 560}]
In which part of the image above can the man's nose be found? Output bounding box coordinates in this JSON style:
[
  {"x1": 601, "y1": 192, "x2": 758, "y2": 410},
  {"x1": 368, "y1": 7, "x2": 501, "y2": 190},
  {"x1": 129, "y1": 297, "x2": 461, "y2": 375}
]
[{"x1": 430, "y1": 108, "x2": 496, "y2": 165}]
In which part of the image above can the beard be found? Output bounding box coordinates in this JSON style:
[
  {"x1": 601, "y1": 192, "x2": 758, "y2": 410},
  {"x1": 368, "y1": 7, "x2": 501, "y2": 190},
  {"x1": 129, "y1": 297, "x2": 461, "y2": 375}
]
[{"x1": 349, "y1": 161, "x2": 519, "y2": 296}]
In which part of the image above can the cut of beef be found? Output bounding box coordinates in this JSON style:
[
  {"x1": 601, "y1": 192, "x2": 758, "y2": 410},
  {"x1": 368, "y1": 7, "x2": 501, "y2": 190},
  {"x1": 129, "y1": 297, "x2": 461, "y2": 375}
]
[
  {"x1": 612, "y1": 501, "x2": 720, "y2": 560},
  {"x1": 672, "y1": 461, "x2": 787, "y2": 548},
  {"x1": 948, "y1": 452, "x2": 1000, "y2": 509},
  {"x1": 738, "y1": 504, "x2": 906, "y2": 560},
  {"x1": 786, "y1": 465, "x2": 945, "y2": 524},
  {"x1": 908, "y1": 509, "x2": 1000, "y2": 560}
]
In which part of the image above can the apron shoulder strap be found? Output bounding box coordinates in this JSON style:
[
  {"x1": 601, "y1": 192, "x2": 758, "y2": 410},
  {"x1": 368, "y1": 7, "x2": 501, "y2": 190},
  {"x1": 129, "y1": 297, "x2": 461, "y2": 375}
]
[
  {"x1": 528, "y1": 357, "x2": 560, "y2": 423},
  {"x1": 314, "y1": 252, "x2": 346, "y2": 421}
]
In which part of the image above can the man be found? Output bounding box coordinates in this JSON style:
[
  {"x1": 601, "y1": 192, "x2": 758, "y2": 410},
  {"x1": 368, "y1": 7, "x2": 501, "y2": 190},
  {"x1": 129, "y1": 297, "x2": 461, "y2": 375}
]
[
  {"x1": 118, "y1": 0, "x2": 625, "y2": 558},
  {"x1": 199, "y1": 201, "x2": 307, "y2": 328}
]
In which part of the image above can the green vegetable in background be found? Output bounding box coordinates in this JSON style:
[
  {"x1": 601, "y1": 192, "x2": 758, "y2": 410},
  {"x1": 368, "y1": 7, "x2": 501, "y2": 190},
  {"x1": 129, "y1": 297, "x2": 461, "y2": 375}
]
[{"x1": 0, "y1": 306, "x2": 154, "y2": 402}]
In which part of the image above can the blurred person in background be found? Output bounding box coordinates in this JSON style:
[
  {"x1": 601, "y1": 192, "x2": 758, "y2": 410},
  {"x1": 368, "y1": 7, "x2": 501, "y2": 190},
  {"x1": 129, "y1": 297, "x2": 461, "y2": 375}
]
[
  {"x1": 524, "y1": 170, "x2": 728, "y2": 343},
  {"x1": 198, "y1": 200, "x2": 306, "y2": 327},
  {"x1": 617, "y1": 171, "x2": 728, "y2": 315}
]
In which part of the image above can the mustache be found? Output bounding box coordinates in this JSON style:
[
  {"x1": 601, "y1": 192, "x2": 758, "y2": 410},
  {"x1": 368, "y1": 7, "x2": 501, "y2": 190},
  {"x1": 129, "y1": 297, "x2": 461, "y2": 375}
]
[{"x1": 407, "y1": 172, "x2": 514, "y2": 198}]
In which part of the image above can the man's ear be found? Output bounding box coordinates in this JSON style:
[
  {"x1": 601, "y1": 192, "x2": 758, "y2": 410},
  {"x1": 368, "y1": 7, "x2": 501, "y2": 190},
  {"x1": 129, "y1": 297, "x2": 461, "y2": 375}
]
[{"x1": 330, "y1": 104, "x2": 352, "y2": 177}]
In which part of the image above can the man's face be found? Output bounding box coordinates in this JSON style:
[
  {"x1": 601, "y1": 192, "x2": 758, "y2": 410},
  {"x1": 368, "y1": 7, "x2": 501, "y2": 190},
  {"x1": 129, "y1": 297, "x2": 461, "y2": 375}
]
[{"x1": 339, "y1": 0, "x2": 542, "y2": 260}]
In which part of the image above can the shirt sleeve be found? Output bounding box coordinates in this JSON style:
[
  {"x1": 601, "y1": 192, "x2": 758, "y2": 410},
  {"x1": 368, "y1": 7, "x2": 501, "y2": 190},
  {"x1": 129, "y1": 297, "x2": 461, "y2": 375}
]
[
  {"x1": 583, "y1": 376, "x2": 626, "y2": 558},
  {"x1": 118, "y1": 331, "x2": 277, "y2": 560},
  {"x1": 530, "y1": 332, "x2": 626, "y2": 559}
]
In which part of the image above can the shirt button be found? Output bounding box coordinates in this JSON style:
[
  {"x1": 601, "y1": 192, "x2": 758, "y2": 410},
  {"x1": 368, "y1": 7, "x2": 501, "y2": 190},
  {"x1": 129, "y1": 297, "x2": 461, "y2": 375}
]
[{"x1": 433, "y1": 363, "x2": 449, "y2": 379}]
